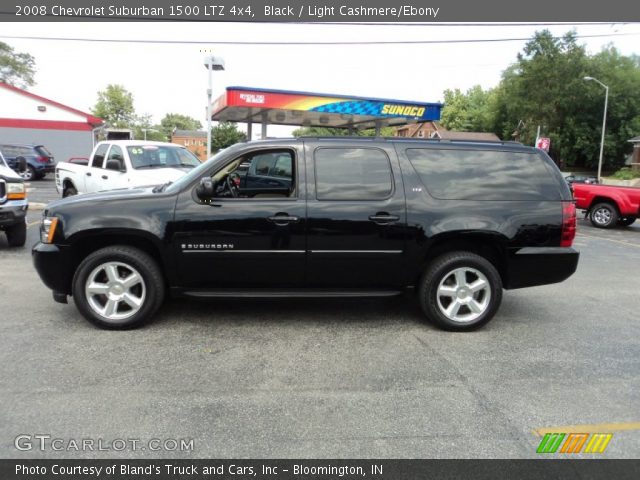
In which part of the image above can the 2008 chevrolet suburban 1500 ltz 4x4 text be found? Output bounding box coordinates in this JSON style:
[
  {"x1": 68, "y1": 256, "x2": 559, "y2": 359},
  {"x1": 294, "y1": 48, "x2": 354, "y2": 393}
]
[{"x1": 33, "y1": 137, "x2": 579, "y2": 331}]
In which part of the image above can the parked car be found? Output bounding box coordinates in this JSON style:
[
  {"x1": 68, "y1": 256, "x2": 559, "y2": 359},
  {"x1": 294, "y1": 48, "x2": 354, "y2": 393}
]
[
  {"x1": 0, "y1": 150, "x2": 28, "y2": 246},
  {"x1": 0, "y1": 143, "x2": 55, "y2": 181},
  {"x1": 33, "y1": 137, "x2": 579, "y2": 331},
  {"x1": 573, "y1": 182, "x2": 640, "y2": 228},
  {"x1": 565, "y1": 174, "x2": 599, "y2": 185},
  {"x1": 55, "y1": 141, "x2": 200, "y2": 197}
]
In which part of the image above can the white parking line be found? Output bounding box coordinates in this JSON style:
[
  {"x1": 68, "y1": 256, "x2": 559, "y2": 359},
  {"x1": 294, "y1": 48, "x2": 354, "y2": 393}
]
[{"x1": 577, "y1": 232, "x2": 640, "y2": 249}]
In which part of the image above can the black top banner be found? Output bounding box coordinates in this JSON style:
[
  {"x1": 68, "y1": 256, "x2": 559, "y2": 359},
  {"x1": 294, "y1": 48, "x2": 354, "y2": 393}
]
[
  {"x1": 3, "y1": 459, "x2": 640, "y2": 480},
  {"x1": 1, "y1": 0, "x2": 640, "y2": 22}
]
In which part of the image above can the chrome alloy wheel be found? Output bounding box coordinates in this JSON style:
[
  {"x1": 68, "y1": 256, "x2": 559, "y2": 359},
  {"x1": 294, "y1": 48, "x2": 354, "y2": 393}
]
[
  {"x1": 84, "y1": 261, "x2": 146, "y2": 322},
  {"x1": 593, "y1": 207, "x2": 612, "y2": 226},
  {"x1": 436, "y1": 267, "x2": 491, "y2": 323}
]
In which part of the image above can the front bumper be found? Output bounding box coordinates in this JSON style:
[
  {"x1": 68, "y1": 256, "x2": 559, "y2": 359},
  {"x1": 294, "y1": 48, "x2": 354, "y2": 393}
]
[
  {"x1": 505, "y1": 247, "x2": 580, "y2": 289},
  {"x1": 0, "y1": 199, "x2": 28, "y2": 227},
  {"x1": 32, "y1": 242, "x2": 74, "y2": 295}
]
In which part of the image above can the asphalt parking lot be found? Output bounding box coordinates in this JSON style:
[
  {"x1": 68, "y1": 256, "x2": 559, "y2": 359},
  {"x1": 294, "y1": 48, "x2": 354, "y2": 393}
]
[{"x1": 1, "y1": 177, "x2": 639, "y2": 459}]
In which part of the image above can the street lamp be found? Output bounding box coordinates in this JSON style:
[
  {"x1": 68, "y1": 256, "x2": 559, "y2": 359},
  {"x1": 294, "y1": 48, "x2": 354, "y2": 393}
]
[
  {"x1": 141, "y1": 128, "x2": 158, "y2": 141},
  {"x1": 583, "y1": 76, "x2": 609, "y2": 183},
  {"x1": 204, "y1": 54, "x2": 225, "y2": 158}
]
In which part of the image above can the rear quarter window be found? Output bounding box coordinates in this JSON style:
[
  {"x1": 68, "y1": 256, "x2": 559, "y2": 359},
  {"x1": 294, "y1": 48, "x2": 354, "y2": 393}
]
[{"x1": 405, "y1": 148, "x2": 560, "y2": 201}]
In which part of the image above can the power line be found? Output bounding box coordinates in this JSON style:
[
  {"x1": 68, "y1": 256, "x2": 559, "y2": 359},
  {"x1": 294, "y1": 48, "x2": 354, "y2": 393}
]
[{"x1": 0, "y1": 32, "x2": 638, "y2": 46}]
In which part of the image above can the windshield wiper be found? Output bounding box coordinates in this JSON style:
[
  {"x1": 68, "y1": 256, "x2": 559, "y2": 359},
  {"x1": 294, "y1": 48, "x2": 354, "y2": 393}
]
[{"x1": 136, "y1": 164, "x2": 165, "y2": 169}]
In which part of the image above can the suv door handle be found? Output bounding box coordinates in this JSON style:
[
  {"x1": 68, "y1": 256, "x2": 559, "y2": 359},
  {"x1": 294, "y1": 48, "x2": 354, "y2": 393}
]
[
  {"x1": 267, "y1": 214, "x2": 300, "y2": 225},
  {"x1": 369, "y1": 214, "x2": 399, "y2": 224},
  {"x1": 101, "y1": 175, "x2": 108, "y2": 180},
  {"x1": 86, "y1": 172, "x2": 92, "y2": 177}
]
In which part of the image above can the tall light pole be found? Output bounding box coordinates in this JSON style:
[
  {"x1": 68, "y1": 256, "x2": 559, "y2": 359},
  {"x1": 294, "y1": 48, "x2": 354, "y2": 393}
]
[
  {"x1": 141, "y1": 128, "x2": 158, "y2": 141},
  {"x1": 204, "y1": 55, "x2": 225, "y2": 159},
  {"x1": 583, "y1": 76, "x2": 609, "y2": 183}
]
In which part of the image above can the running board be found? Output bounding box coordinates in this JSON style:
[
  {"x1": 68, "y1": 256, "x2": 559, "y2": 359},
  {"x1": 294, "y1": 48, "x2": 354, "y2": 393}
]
[{"x1": 178, "y1": 289, "x2": 403, "y2": 298}]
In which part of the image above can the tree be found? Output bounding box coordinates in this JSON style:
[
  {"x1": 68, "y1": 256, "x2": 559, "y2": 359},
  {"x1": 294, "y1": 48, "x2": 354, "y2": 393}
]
[
  {"x1": 92, "y1": 84, "x2": 136, "y2": 128},
  {"x1": 440, "y1": 86, "x2": 495, "y2": 132},
  {"x1": 0, "y1": 41, "x2": 36, "y2": 89},
  {"x1": 211, "y1": 122, "x2": 246, "y2": 152},
  {"x1": 132, "y1": 114, "x2": 166, "y2": 141},
  {"x1": 160, "y1": 113, "x2": 203, "y2": 139}
]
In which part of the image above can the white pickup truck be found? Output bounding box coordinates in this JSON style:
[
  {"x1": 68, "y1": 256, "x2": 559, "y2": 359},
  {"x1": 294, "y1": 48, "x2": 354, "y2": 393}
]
[{"x1": 55, "y1": 140, "x2": 201, "y2": 197}]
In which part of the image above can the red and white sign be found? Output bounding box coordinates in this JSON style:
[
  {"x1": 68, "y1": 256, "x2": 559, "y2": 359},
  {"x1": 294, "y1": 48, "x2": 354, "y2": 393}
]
[{"x1": 536, "y1": 137, "x2": 551, "y2": 151}]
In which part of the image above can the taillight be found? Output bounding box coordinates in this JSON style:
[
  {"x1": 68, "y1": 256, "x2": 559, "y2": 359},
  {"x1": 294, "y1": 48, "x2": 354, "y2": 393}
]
[
  {"x1": 37, "y1": 156, "x2": 49, "y2": 163},
  {"x1": 561, "y1": 201, "x2": 576, "y2": 247}
]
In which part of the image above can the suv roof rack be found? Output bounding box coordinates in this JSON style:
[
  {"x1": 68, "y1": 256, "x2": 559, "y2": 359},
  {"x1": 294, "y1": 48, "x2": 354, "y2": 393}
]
[{"x1": 296, "y1": 136, "x2": 523, "y2": 146}]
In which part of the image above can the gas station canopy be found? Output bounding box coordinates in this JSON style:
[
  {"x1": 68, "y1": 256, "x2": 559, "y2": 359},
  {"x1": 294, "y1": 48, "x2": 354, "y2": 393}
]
[{"x1": 211, "y1": 86, "x2": 443, "y2": 133}]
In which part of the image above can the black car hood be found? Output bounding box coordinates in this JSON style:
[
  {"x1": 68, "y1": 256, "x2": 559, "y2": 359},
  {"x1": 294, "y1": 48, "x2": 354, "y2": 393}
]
[{"x1": 46, "y1": 186, "x2": 161, "y2": 210}]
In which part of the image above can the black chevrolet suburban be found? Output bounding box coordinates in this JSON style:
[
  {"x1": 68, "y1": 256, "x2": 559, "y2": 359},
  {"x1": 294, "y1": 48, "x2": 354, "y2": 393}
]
[{"x1": 33, "y1": 137, "x2": 579, "y2": 331}]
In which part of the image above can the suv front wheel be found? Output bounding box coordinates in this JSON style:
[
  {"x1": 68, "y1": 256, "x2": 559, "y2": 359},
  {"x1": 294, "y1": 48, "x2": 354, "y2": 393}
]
[
  {"x1": 72, "y1": 246, "x2": 165, "y2": 329},
  {"x1": 419, "y1": 251, "x2": 502, "y2": 331}
]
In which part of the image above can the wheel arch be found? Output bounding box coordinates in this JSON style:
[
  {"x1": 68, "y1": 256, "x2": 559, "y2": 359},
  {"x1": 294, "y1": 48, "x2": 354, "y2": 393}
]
[
  {"x1": 587, "y1": 196, "x2": 621, "y2": 214},
  {"x1": 67, "y1": 230, "x2": 168, "y2": 289},
  {"x1": 416, "y1": 232, "x2": 508, "y2": 287}
]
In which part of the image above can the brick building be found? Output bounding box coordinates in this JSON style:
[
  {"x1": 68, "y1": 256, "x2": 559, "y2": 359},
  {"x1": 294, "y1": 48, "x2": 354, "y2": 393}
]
[{"x1": 171, "y1": 129, "x2": 207, "y2": 161}]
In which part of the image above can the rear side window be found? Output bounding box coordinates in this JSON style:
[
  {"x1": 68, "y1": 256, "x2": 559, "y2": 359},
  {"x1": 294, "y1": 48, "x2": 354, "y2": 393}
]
[
  {"x1": 1, "y1": 145, "x2": 19, "y2": 156},
  {"x1": 91, "y1": 144, "x2": 109, "y2": 168},
  {"x1": 315, "y1": 148, "x2": 393, "y2": 200},
  {"x1": 35, "y1": 146, "x2": 52, "y2": 157},
  {"x1": 405, "y1": 148, "x2": 560, "y2": 201}
]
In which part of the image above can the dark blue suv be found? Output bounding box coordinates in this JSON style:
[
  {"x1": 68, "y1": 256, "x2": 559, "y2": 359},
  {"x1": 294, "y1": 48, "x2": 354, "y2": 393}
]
[{"x1": 0, "y1": 143, "x2": 55, "y2": 181}]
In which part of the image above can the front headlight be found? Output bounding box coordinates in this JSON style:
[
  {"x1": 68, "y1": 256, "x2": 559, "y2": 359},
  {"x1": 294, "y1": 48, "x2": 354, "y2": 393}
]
[
  {"x1": 7, "y1": 182, "x2": 26, "y2": 200},
  {"x1": 41, "y1": 216, "x2": 59, "y2": 244}
]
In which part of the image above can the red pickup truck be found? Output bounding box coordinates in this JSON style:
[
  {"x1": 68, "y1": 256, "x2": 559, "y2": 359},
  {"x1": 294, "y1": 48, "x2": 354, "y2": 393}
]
[{"x1": 572, "y1": 183, "x2": 640, "y2": 228}]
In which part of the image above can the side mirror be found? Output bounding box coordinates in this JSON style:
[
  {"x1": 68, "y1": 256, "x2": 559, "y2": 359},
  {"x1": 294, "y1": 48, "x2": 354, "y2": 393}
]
[
  {"x1": 16, "y1": 156, "x2": 27, "y2": 173},
  {"x1": 105, "y1": 159, "x2": 124, "y2": 172},
  {"x1": 196, "y1": 177, "x2": 215, "y2": 199}
]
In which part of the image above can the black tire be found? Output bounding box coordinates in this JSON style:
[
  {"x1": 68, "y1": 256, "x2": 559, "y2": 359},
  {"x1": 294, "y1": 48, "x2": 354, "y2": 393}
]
[
  {"x1": 418, "y1": 251, "x2": 503, "y2": 332},
  {"x1": 72, "y1": 246, "x2": 165, "y2": 329},
  {"x1": 6, "y1": 221, "x2": 27, "y2": 247},
  {"x1": 20, "y1": 165, "x2": 36, "y2": 181},
  {"x1": 63, "y1": 185, "x2": 78, "y2": 197},
  {"x1": 589, "y1": 202, "x2": 618, "y2": 229},
  {"x1": 617, "y1": 217, "x2": 636, "y2": 227}
]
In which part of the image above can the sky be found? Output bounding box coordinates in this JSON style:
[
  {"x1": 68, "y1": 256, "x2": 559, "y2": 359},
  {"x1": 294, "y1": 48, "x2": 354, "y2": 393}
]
[{"x1": 1, "y1": 22, "x2": 640, "y2": 138}]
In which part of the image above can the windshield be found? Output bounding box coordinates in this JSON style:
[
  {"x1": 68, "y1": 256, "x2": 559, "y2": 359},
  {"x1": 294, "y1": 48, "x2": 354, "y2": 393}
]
[
  {"x1": 126, "y1": 145, "x2": 201, "y2": 169},
  {"x1": 164, "y1": 145, "x2": 244, "y2": 194}
]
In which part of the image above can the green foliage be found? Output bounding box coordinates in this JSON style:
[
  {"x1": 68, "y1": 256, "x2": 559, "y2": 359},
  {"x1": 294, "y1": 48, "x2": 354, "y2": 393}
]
[
  {"x1": 132, "y1": 114, "x2": 166, "y2": 141},
  {"x1": 441, "y1": 86, "x2": 495, "y2": 132},
  {"x1": 160, "y1": 113, "x2": 203, "y2": 139},
  {"x1": 211, "y1": 122, "x2": 247, "y2": 152},
  {"x1": 611, "y1": 167, "x2": 640, "y2": 180},
  {"x1": 489, "y1": 30, "x2": 640, "y2": 169},
  {"x1": 91, "y1": 84, "x2": 136, "y2": 128},
  {"x1": 0, "y1": 41, "x2": 36, "y2": 89}
]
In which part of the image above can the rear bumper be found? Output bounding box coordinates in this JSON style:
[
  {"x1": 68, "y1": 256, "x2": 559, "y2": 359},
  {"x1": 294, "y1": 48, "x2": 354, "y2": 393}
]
[
  {"x1": 34, "y1": 164, "x2": 55, "y2": 174},
  {"x1": 32, "y1": 242, "x2": 74, "y2": 295},
  {"x1": 505, "y1": 247, "x2": 579, "y2": 289}
]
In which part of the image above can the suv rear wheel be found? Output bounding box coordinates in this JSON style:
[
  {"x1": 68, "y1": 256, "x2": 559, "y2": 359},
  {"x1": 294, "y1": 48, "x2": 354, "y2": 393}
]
[
  {"x1": 72, "y1": 246, "x2": 165, "y2": 329},
  {"x1": 419, "y1": 251, "x2": 502, "y2": 331},
  {"x1": 590, "y1": 202, "x2": 618, "y2": 228},
  {"x1": 20, "y1": 165, "x2": 36, "y2": 181}
]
